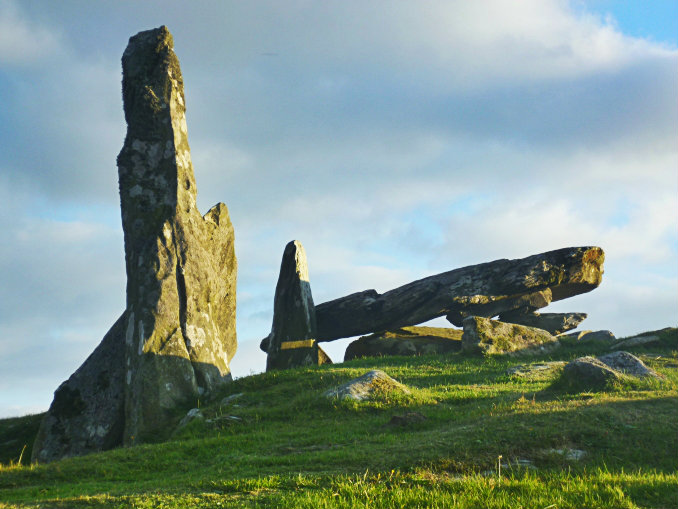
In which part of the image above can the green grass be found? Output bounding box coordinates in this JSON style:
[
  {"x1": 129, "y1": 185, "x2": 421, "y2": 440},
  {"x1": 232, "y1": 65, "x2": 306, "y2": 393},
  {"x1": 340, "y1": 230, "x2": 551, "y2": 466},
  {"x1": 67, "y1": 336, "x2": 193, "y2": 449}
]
[
  {"x1": 0, "y1": 414, "x2": 43, "y2": 467},
  {"x1": 0, "y1": 327, "x2": 676, "y2": 508}
]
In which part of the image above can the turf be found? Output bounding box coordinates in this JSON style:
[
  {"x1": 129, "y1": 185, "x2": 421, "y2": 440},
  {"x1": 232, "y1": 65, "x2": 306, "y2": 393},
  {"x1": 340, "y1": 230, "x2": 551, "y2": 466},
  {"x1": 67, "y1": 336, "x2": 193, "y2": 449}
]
[{"x1": 0, "y1": 327, "x2": 676, "y2": 508}]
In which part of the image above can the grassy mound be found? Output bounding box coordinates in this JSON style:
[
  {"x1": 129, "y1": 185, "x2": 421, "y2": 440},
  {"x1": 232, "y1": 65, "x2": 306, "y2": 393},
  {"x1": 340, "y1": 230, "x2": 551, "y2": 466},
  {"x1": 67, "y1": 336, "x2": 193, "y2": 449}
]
[{"x1": 0, "y1": 327, "x2": 676, "y2": 508}]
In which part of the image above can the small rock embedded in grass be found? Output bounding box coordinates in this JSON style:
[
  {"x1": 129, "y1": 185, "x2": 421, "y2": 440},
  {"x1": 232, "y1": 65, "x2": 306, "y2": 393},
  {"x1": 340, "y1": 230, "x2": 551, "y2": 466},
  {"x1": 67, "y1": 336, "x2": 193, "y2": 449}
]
[
  {"x1": 507, "y1": 362, "x2": 565, "y2": 379},
  {"x1": 220, "y1": 393, "x2": 244, "y2": 407},
  {"x1": 387, "y1": 412, "x2": 427, "y2": 427},
  {"x1": 177, "y1": 408, "x2": 204, "y2": 429},
  {"x1": 323, "y1": 370, "x2": 410, "y2": 401},
  {"x1": 597, "y1": 351, "x2": 663, "y2": 379},
  {"x1": 555, "y1": 351, "x2": 663, "y2": 392},
  {"x1": 546, "y1": 448, "x2": 586, "y2": 461},
  {"x1": 559, "y1": 356, "x2": 623, "y2": 390}
]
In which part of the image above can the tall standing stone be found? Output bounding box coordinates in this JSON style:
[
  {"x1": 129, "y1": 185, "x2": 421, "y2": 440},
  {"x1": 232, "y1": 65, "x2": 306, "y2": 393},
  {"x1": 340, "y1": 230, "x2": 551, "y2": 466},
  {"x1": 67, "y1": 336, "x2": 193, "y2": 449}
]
[
  {"x1": 266, "y1": 241, "x2": 331, "y2": 371},
  {"x1": 117, "y1": 26, "x2": 236, "y2": 442},
  {"x1": 32, "y1": 26, "x2": 237, "y2": 461}
]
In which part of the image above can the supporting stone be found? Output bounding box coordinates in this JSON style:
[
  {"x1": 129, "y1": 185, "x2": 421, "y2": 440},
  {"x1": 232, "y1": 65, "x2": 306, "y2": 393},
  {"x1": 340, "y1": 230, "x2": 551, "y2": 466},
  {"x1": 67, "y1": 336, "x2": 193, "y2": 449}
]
[
  {"x1": 344, "y1": 326, "x2": 462, "y2": 361},
  {"x1": 266, "y1": 240, "x2": 331, "y2": 371},
  {"x1": 461, "y1": 316, "x2": 559, "y2": 355},
  {"x1": 497, "y1": 310, "x2": 587, "y2": 335}
]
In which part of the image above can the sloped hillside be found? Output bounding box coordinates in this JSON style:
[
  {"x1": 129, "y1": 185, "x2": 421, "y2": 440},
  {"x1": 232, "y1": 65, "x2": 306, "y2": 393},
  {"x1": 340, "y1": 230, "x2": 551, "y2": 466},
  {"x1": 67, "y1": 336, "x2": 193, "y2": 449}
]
[{"x1": 0, "y1": 328, "x2": 676, "y2": 508}]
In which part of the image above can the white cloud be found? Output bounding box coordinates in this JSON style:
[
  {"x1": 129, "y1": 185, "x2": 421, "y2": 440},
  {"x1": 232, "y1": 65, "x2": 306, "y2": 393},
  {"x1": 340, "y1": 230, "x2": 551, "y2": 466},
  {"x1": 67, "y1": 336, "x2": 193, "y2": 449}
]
[{"x1": 0, "y1": 0, "x2": 62, "y2": 65}]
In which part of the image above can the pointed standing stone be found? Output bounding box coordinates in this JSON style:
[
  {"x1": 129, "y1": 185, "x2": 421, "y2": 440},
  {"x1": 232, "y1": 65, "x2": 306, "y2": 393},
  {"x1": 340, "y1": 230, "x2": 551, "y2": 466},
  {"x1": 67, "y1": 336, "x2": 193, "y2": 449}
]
[
  {"x1": 32, "y1": 26, "x2": 237, "y2": 461},
  {"x1": 266, "y1": 241, "x2": 331, "y2": 371},
  {"x1": 117, "y1": 26, "x2": 236, "y2": 443}
]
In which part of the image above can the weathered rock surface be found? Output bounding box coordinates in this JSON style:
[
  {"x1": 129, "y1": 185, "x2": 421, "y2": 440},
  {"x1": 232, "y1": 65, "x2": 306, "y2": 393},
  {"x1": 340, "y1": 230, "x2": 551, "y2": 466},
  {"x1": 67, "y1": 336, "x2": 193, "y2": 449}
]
[
  {"x1": 344, "y1": 326, "x2": 462, "y2": 361},
  {"x1": 498, "y1": 310, "x2": 587, "y2": 335},
  {"x1": 313, "y1": 247, "x2": 604, "y2": 341},
  {"x1": 462, "y1": 316, "x2": 559, "y2": 355},
  {"x1": 598, "y1": 351, "x2": 662, "y2": 379},
  {"x1": 32, "y1": 314, "x2": 127, "y2": 463},
  {"x1": 561, "y1": 330, "x2": 616, "y2": 344},
  {"x1": 33, "y1": 26, "x2": 236, "y2": 461},
  {"x1": 119, "y1": 26, "x2": 236, "y2": 443},
  {"x1": 266, "y1": 241, "x2": 331, "y2": 371},
  {"x1": 323, "y1": 370, "x2": 409, "y2": 401},
  {"x1": 557, "y1": 351, "x2": 662, "y2": 391},
  {"x1": 560, "y1": 356, "x2": 623, "y2": 389}
]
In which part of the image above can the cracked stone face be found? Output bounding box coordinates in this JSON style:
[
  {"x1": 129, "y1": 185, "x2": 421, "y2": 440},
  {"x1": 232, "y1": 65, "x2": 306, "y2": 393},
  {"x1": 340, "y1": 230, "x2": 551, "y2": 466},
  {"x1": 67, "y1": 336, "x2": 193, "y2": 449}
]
[{"x1": 117, "y1": 26, "x2": 236, "y2": 443}]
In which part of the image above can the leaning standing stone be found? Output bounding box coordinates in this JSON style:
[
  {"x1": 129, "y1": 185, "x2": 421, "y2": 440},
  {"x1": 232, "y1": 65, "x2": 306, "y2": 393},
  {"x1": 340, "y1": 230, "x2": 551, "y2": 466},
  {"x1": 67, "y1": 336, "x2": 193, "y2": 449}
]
[{"x1": 266, "y1": 240, "x2": 331, "y2": 370}]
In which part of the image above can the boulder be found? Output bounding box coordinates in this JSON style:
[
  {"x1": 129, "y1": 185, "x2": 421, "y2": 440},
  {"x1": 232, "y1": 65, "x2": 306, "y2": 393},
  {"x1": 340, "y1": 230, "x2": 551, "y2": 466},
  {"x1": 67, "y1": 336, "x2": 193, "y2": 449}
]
[
  {"x1": 560, "y1": 356, "x2": 623, "y2": 389},
  {"x1": 344, "y1": 326, "x2": 462, "y2": 361},
  {"x1": 314, "y1": 246, "x2": 604, "y2": 341},
  {"x1": 266, "y1": 241, "x2": 331, "y2": 371},
  {"x1": 558, "y1": 352, "x2": 662, "y2": 391},
  {"x1": 33, "y1": 26, "x2": 237, "y2": 461},
  {"x1": 560, "y1": 330, "x2": 616, "y2": 344},
  {"x1": 597, "y1": 351, "x2": 662, "y2": 379},
  {"x1": 323, "y1": 370, "x2": 409, "y2": 401},
  {"x1": 462, "y1": 316, "x2": 559, "y2": 355},
  {"x1": 497, "y1": 310, "x2": 587, "y2": 335}
]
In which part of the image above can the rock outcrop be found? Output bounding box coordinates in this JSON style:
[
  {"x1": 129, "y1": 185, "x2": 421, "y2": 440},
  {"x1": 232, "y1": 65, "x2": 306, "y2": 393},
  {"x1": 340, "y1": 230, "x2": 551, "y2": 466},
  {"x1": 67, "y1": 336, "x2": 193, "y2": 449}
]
[
  {"x1": 313, "y1": 247, "x2": 604, "y2": 342},
  {"x1": 265, "y1": 241, "x2": 331, "y2": 371},
  {"x1": 33, "y1": 26, "x2": 237, "y2": 462},
  {"x1": 497, "y1": 310, "x2": 587, "y2": 335},
  {"x1": 344, "y1": 326, "x2": 462, "y2": 361},
  {"x1": 462, "y1": 316, "x2": 559, "y2": 355}
]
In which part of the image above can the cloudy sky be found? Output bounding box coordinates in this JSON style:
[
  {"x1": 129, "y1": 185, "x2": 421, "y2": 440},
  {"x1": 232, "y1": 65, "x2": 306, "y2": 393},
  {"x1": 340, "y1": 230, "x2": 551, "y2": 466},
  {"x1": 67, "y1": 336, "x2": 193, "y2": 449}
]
[{"x1": 0, "y1": 0, "x2": 676, "y2": 418}]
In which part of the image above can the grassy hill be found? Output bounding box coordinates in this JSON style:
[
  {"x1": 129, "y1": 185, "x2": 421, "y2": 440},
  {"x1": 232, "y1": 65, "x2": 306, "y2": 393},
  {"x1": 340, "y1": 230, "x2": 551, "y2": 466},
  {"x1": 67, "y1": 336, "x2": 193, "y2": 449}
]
[{"x1": 0, "y1": 328, "x2": 676, "y2": 508}]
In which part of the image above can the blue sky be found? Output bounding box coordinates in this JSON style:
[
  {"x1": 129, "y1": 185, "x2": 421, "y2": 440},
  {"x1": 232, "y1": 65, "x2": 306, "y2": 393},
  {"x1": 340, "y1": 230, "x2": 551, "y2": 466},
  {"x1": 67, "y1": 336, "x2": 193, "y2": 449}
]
[
  {"x1": 0, "y1": 0, "x2": 676, "y2": 417},
  {"x1": 576, "y1": 0, "x2": 678, "y2": 44}
]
